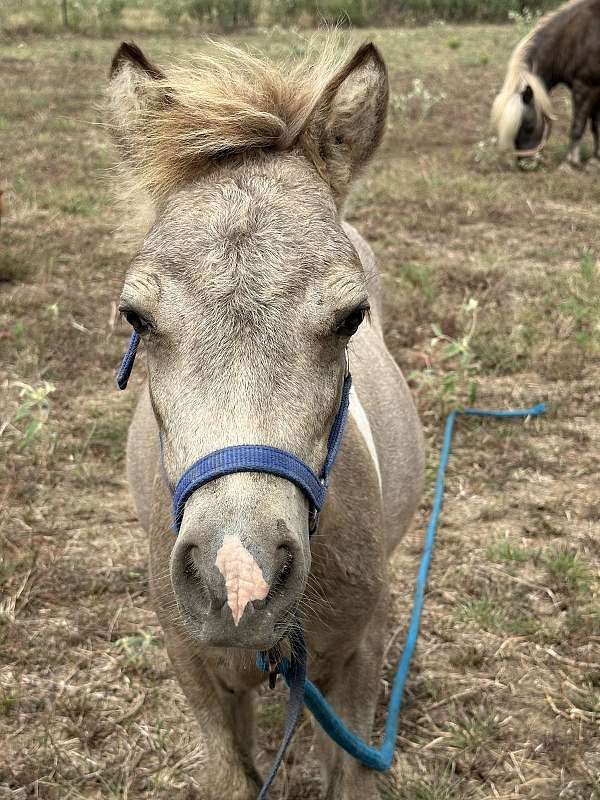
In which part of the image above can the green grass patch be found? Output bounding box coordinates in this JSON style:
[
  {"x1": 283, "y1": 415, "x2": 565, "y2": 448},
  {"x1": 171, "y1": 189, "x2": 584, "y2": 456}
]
[
  {"x1": 38, "y1": 187, "x2": 105, "y2": 217},
  {"x1": 456, "y1": 598, "x2": 506, "y2": 631},
  {"x1": 400, "y1": 261, "x2": 439, "y2": 303},
  {"x1": 0, "y1": 690, "x2": 17, "y2": 716},
  {"x1": 485, "y1": 537, "x2": 532, "y2": 564},
  {"x1": 543, "y1": 546, "x2": 593, "y2": 594},
  {"x1": 456, "y1": 596, "x2": 539, "y2": 636},
  {"x1": 383, "y1": 767, "x2": 463, "y2": 799},
  {"x1": 445, "y1": 711, "x2": 502, "y2": 754}
]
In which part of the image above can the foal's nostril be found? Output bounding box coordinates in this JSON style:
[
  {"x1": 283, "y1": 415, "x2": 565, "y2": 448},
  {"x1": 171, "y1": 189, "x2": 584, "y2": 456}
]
[
  {"x1": 255, "y1": 545, "x2": 294, "y2": 610},
  {"x1": 179, "y1": 544, "x2": 226, "y2": 611}
]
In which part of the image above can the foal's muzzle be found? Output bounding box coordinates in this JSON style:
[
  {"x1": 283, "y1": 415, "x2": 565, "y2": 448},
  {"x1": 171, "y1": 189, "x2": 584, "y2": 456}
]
[{"x1": 170, "y1": 508, "x2": 306, "y2": 649}]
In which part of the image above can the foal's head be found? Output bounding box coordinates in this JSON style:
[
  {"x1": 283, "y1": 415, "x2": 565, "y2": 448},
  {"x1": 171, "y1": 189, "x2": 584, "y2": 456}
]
[{"x1": 109, "y1": 40, "x2": 388, "y2": 649}]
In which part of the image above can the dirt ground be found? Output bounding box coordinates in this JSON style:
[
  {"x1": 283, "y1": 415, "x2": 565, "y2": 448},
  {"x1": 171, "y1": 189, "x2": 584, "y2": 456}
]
[{"x1": 1, "y1": 23, "x2": 599, "y2": 800}]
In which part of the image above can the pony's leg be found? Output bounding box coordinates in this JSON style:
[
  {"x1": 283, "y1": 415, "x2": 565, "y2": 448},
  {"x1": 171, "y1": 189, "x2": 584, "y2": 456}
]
[
  {"x1": 315, "y1": 587, "x2": 389, "y2": 800},
  {"x1": 164, "y1": 629, "x2": 262, "y2": 800},
  {"x1": 590, "y1": 105, "x2": 600, "y2": 162},
  {"x1": 567, "y1": 82, "x2": 598, "y2": 167}
]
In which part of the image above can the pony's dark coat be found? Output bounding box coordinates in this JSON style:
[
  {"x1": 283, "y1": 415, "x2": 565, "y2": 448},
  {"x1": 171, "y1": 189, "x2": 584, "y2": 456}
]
[{"x1": 494, "y1": 0, "x2": 600, "y2": 163}]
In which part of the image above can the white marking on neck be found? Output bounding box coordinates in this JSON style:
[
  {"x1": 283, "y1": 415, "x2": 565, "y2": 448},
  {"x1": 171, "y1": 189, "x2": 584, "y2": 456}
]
[
  {"x1": 349, "y1": 386, "x2": 382, "y2": 493},
  {"x1": 215, "y1": 535, "x2": 269, "y2": 626}
]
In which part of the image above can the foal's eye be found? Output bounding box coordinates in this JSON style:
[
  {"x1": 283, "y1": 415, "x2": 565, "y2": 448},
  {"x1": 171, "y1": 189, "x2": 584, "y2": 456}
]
[
  {"x1": 121, "y1": 308, "x2": 152, "y2": 334},
  {"x1": 336, "y1": 303, "x2": 370, "y2": 337}
]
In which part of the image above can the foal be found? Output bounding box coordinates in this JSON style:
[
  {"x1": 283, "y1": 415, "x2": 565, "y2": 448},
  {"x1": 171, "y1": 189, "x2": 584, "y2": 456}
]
[
  {"x1": 492, "y1": 0, "x2": 600, "y2": 167},
  {"x1": 109, "y1": 39, "x2": 424, "y2": 799}
]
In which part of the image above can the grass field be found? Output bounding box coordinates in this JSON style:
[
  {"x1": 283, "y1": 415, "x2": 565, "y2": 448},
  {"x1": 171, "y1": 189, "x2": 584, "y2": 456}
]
[{"x1": 1, "y1": 23, "x2": 600, "y2": 800}]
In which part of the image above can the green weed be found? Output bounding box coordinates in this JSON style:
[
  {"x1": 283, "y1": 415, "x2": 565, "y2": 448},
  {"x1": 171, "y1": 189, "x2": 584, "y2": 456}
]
[
  {"x1": 0, "y1": 690, "x2": 17, "y2": 715},
  {"x1": 445, "y1": 711, "x2": 502, "y2": 754},
  {"x1": 383, "y1": 766, "x2": 463, "y2": 799},
  {"x1": 543, "y1": 546, "x2": 593, "y2": 594},
  {"x1": 410, "y1": 297, "x2": 481, "y2": 416},
  {"x1": 456, "y1": 598, "x2": 506, "y2": 631},
  {"x1": 12, "y1": 381, "x2": 56, "y2": 451},
  {"x1": 485, "y1": 537, "x2": 532, "y2": 564},
  {"x1": 114, "y1": 632, "x2": 160, "y2": 675}
]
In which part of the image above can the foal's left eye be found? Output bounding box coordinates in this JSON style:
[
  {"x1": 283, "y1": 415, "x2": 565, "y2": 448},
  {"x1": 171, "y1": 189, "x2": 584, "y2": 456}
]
[
  {"x1": 121, "y1": 308, "x2": 153, "y2": 334},
  {"x1": 336, "y1": 303, "x2": 370, "y2": 337}
]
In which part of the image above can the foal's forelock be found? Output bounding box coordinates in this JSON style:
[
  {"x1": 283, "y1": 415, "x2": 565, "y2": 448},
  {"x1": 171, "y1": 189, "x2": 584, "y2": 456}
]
[{"x1": 108, "y1": 37, "x2": 389, "y2": 248}]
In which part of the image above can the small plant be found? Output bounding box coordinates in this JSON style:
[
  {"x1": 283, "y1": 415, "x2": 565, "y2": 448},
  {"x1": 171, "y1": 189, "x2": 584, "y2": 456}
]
[
  {"x1": 508, "y1": 6, "x2": 542, "y2": 34},
  {"x1": 391, "y1": 78, "x2": 446, "y2": 122},
  {"x1": 485, "y1": 536, "x2": 531, "y2": 564},
  {"x1": 456, "y1": 598, "x2": 506, "y2": 632},
  {"x1": 410, "y1": 297, "x2": 481, "y2": 417},
  {"x1": 12, "y1": 381, "x2": 56, "y2": 451},
  {"x1": 445, "y1": 711, "x2": 502, "y2": 754},
  {"x1": 114, "y1": 632, "x2": 160, "y2": 674},
  {"x1": 543, "y1": 546, "x2": 593, "y2": 594},
  {"x1": 561, "y1": 250, "x2": 600, "y2": 354},
  {"x1": 0, "y1": 690, "x2": 17, "y2": 716}
]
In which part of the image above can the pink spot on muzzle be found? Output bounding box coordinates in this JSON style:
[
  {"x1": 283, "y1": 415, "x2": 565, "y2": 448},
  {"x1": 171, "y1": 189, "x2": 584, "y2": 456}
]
[{"x1": 215, "y1": 535, "x2": 269, "y2": 626}]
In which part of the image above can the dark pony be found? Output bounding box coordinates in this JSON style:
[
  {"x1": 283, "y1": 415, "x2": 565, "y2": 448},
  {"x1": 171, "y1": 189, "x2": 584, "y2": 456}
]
[{"x1": 492, "y1": 0, "x2": 600, "y2": 166}]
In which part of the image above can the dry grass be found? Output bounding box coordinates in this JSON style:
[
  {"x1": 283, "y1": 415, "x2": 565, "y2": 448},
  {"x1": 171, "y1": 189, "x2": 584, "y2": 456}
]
[{"x1": 1, "y1": 24, "x2": 599, "y2": 800}]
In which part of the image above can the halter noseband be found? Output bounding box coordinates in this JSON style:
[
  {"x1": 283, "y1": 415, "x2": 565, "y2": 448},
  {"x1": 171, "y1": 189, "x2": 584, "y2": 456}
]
[
  {"x1": 514, "y1": 115, "x2": 553, "y2": 158},
  {"x1": 116, "y1": 331, "x2": 352, "y2": 535}
]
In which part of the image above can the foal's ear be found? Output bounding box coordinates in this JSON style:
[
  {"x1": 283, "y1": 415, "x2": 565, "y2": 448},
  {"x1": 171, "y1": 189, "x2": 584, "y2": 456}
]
[
  {"x1": 522, "y1": 85, "x2": 534, "y2": 105},
  {"x1": 107, "y1": 42, "x2": 166, "y2": 156},
  {"x1": 304, "y1": 43, "x2": 389, "y2": 206}
]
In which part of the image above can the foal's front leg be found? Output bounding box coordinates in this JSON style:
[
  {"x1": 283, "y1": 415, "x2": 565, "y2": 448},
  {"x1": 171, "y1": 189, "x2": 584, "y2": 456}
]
[
  {"x1": 314, "y1": 588, "x2": 389, "y2": 800},
  {"x1": 164, "y1": 629, "x2": 262, "y2": 800}
]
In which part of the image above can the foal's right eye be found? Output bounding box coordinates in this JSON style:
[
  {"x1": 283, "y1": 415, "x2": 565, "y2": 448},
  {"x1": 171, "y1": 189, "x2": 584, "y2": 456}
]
[{"x1": 121, "y1": 308, "x2": 153, "y2": 334}]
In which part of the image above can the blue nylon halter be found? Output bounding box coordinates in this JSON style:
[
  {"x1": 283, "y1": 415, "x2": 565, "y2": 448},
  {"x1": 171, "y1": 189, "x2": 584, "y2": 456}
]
[{"x1": 116, "y1": 332, "x2": 546, "y2": 799}]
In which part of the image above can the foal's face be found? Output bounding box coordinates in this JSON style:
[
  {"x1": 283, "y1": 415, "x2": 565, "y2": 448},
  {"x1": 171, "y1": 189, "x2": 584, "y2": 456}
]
[{"x1": 120, "y1": 161, "x2": 369, "y2": 648}]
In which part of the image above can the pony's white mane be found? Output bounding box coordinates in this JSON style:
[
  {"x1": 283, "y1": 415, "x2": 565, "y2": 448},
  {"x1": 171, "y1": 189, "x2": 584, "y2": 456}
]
[{"x1": 491, "y1": 0, "x2": 588, "y2": 148}]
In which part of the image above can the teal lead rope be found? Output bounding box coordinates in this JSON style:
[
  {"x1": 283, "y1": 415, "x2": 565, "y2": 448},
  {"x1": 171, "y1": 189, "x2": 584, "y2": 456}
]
[{"x1": 257, "y1": 402, "x2": 547, "y2": 796}]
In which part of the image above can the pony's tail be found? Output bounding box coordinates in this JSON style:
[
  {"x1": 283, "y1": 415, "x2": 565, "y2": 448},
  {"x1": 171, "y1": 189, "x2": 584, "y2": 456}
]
[{"x1": 491, "y1": 67, "x2": 555, "y2": 151}]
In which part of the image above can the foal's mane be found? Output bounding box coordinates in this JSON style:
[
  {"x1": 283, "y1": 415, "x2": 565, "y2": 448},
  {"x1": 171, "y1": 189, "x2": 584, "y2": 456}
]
[{"x1": 110, "y1": 38, "x2": 350, "y2": 204}]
